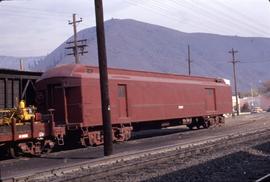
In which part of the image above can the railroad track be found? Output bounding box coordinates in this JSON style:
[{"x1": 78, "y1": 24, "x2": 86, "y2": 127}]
[
  {"x1": 3, "y1": 127, "x2": 270, "y2": 182},
  {"x1": 256, "y1": 174, "x2": 270, "y2": 182}
]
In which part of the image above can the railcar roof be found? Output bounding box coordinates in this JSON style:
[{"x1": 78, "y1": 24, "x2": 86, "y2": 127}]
[
  {"x1": 0, "y1": 68, "x2": 42, "y2": 76},
  {"x1": 0, "y1": 68, "x2": 42, "y2": 80},
  {"x1": 39, "y1": 64, "x2": 225, "y2": 84}
]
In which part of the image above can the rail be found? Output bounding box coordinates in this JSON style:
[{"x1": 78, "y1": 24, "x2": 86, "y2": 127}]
[
  {"x1": 2, "y1": 127, "x2": 270, "y2": 182},
  {"x1": 256, "y1": 174, "x2": 270, "y2": 182}
]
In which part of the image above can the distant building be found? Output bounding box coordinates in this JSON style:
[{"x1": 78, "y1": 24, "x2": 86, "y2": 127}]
[
  {"x1": 257, "y1": 95, "x2": 270, "y2": 110},
  {"x1": 232, "y1": 96, "x2": 240, "y2": 113},
  {"x1": 239, "y1": 95, "x2": 270, "y2": 112}
]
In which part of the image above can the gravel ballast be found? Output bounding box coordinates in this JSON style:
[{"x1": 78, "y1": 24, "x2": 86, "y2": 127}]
[{"x1": 93, "y1": 136, "x2": 270, "y2": 182}]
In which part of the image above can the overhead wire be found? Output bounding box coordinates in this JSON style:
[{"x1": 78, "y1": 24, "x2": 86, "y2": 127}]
[
  {"x1": 0, "y1": 4, "x2": 90, "y2": 21},
  {"x1": 215, "y1": 0, "x2": 270, "y2": 32},
  {"x1": 240, "y1": 60, "x2": 270, "y2": 64},
  {"x1": 1, "y1": 1, "x2": 269, "y2": 37},
  {"x1": 1, "y1": 1, "x2": 270, "y2": 62},
  {"x1": 0, "y1": 9, "x2": 68, "y2": 20},
  {"x1": 124, "y1": 0, "x2": 187, "y2": 23},
  {"x1": 150, "y1": 0, "x2": 228, "y2": 31},
  {"x1": 169, "y1": 0, "x2": 268, "y2": 36},
  {"x1": 150, "y1": 0, "x2": 248, "y2": 36},
  {"x1": 125, "y1": 0, "x2": 269, "y2": 37},
  {"x1": 126, "y1": 0, "x2": 270, "y2": 67},
  {"x1": 125, "y1": 0, "x2": 215, "y2": 33},
  {"x1": 2, "y1": 4, "x2": 72, "y2": 15},
  {"x1": 199, "y1": 0, "x2": 270, "y2": 36}
]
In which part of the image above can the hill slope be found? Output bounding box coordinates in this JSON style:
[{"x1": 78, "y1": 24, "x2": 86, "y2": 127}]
[
  {"x1": 0, "y1": 56, "x2": 43, "y2": 71},
  {"x1": 31, "y1": 19, "x2": 270, "y2": 91}
]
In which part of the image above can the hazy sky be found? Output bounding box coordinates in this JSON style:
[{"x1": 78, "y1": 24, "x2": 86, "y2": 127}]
[{"x1": 0, "y1": 0, "x2": 270, "y2": 57}]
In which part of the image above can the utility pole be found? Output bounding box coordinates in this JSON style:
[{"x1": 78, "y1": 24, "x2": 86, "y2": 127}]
[
  {"x1": 94, "y1": 0, "x2": 113, "y2": 156},
  {"x1": 187, "y1": 45, "x2": 191, "y2": 76},
  {"x1": 68, "y1": 14, "x2": 83, "y2": 64},
  {"x1": 251, "y1": 87, "x2": 254, "y2": 108},
  {"x1": 19, "y1": 59, "x2": 24, "y2": 71},
  {"x1": 229, "y1": 48, "x2": 240, "y2": 116}
]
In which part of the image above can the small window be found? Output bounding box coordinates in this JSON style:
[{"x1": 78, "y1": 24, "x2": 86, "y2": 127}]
[
  {"x1": 118, "y1": 85, "x2": 126, "y2": 97},
  {"x1": 208, "y1": 89, "x2": 212, "y2": 95},
  {"x1": 205, "y1": 88, "x2": 214, "y2": 96}
]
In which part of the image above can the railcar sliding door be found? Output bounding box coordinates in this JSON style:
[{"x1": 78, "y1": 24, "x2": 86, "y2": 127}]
[
  {"x1": 118, "y1": 84, "x2": 128, "y2": 118},
  {"x1": 13, "y1": 80, "x2": 19, "y2": 107},
  {"x1": 0, "y1": 80, "x2": 4, "y2": 108},
  {"x1": 65, "y1": 87, "x2": 82, "y2": 123},
  {"x1": 47, "y1": 84, "x2": 66, "y2": 125},
  {"x1": 6, "y1": 80, "x2": 12, "y2": 108},
  {"x1": 205, "y1": 88, "x2": 216, "y2": 111}
]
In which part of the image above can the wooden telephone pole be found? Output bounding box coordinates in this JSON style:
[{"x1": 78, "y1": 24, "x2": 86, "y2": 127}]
[
  {"x1": 94, "y1": 0, "x2": 113, "y2": 156},
  {"x1": 229, "y1": 48, "x2": 240, "y2": 116},
  {"x1": 68, "y1": 14, "x2": 83, "y2": 64},
  {"x1": 187, "y1": 45, "x2": 192, "y2": 76},
  {"x1": 19, "y1": 59, "x2": 24, "y2": 71},
  {"x1": 66, "y1": 14, "x2": 88, "y2": 63}
]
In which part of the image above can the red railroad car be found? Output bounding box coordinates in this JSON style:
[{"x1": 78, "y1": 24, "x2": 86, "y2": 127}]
[{"x1": 36, "y1": 64, "x2": 232, "y2": 146}]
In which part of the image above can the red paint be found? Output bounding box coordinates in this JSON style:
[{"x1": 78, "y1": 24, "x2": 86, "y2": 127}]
[{"x1": 36, "y1": 64, "x2": 232, "y2": 128}]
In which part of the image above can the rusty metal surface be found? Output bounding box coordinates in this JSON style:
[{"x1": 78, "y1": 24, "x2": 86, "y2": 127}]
[
  {"x1": 0, "y1": 126, "x2": 11, "y2": 134},
  {"x1": 0, "y1": 122, "x2": 51, "y2": 142}
]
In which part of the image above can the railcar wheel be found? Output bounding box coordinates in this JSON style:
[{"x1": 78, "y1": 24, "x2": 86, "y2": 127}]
[
  {"x1": 9, "y1": 146, "x2": 19, "y2": 158},
  {"x1": 42, "y1": 145, "x2": 52, "y2": 154},
  {"x1": 42, "y1": 140, "x2": 55, "y2": 154},
  {"x1": 203, "y1": 121, "x2": 210, "y2": 128},
  {"x1": 187, "y1": 124, "x2": 193, "y2": 130}
]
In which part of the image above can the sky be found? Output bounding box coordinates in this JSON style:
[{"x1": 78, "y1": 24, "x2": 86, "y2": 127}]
[{"x1": 0, "y1": 0, "x2": 270, "y2": 57}]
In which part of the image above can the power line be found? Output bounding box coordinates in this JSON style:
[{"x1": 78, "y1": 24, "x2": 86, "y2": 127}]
[
  {"x1": 215, "y1": 0, "x2": 270, "y2": 32},
  {"x1": 147, "y1": 0, "x2": 223, "y2": 32},
  {"x1": 240, "y1": 60, "x2": 270, "y2": 63},
  {"x1": 127, "y1": 0, "x2": 269, "y2": 37},
  {"x1": 124, "y1": 0, "x2": 215, "y2": 32},
  {"x1": 0, "y1": 8, "x2": 69, "y2": 20},
  {"x1": 0, "y1": 4, "x2": 90, "y2": 21},
  {"x1": 185, "y1": 0, "x2": 269, "y2": 35},
  {"x1": 170, "y1": 0, "x2": 269, "y2": 36},
  {"x1": 163, "y1": 0, "x2": 244, "y2": 34}
]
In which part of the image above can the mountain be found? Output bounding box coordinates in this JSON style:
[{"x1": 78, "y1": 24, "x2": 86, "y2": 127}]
[
  {"x1": 26, "y1": 19, "x2": 270, "y2": 91},
  {"x1": 0, "y1": 56, "x2": 44, "y2": 71}
]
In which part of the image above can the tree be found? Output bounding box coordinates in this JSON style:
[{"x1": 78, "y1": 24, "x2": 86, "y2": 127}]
[
  {"x1": 241, "y1": 103, "x2": 250, "y2": 112},
  {"x1": 259, "y1": 80, "x2": 270, "y2": 97}
]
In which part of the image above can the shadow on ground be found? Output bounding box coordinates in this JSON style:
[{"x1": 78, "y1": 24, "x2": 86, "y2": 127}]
[{"x1": 144, "y1": 142, "x2": 270, "y2": 182}]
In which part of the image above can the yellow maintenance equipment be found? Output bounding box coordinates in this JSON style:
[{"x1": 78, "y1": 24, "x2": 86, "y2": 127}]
[
  {"x1": 17, "y1": 100, "x2": 36, "y2": 121},
  {"x1": 0, "y1": 109, "x2": 15, "y2": 125},
  {"x1": 0, "y1": 100, "x2": 36, "y2": 126}
]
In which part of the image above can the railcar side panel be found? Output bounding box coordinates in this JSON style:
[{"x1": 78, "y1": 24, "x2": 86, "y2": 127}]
[{"x1": 36, "y1": 64, "x2": 232, "y2": 128}]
